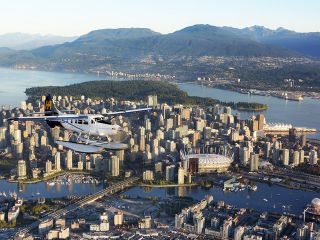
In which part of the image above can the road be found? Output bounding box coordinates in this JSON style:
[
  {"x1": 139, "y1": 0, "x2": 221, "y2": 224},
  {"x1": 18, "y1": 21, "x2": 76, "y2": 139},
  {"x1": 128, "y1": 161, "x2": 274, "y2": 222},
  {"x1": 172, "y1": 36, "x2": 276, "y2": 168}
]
[{"x1": 12, "y1": 176, "x2": 139, "y2": 239}]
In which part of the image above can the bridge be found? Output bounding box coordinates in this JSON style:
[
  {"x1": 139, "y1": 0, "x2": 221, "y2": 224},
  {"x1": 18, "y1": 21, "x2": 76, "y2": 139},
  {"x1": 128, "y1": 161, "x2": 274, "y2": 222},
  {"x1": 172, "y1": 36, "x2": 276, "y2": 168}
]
[{"x1": 13, "y1": 176, "x2": 139, "y2": 239}]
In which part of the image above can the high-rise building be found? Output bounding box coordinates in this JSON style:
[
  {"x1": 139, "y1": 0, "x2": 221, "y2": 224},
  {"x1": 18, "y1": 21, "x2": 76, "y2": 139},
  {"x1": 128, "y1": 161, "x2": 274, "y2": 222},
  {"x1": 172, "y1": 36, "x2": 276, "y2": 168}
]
[
  {"x1": 178, "y1": 167, "x2": 185, "y2": 185},
  {"x1": 192, "y1": 131, "x2": 201, "y2": 147},
  {"x1": 240, "y1": 147, "x2": 249, "y2": 165},
  {"x1": 114, "y1": 211, "x2": 123, "y2": 226},
  {"x1": 250, "y1": 153, "x2": 259, "y2": 172},
  {"x1": 299, "y1": 150, "x2": 305, "y2": 164},
  {"x1": 166, "y1": 165, "x2": 175, "y2": 182},
  {"x1": 55, "y1": 152, "x2": 61, "y2": 171},
  {"x1": 45, "y1": 160, "x2": 52, "y2": 174},
  {"x1": 223, "y1": 106, "x2": 232, "y2": 115},
  {"x1": 147, "y1": 95, "x2": 157, "y2": 108},
  {"x1": 282, "y1": 149, "x2": 290, "y2": 166},
  {"x1": 17, "y1": 160, "x2": 27, "y2": 179},
  {"x1": 116, "y1": 150, "x2": 124, "y2": 167},
  {"x1": 289, "y1": 128, "x2": 297, "y2": 143},
  {"x1": 66, "y1": 150, "x2": 73, "y2": 170},
  {"x1": 293, "y1": 150, "x2": 300, "y2": 165},
  {"x1": 77, "y1": 160, "x2": 83, "y2": 170},
  {"x1": 234, "y1": 226, "x2": 245, "y2": 240},
  {"x1": 300, "y1": 134, "x2": 307, "y2": 147},
  {"x1": 111, "y1": 155, "x2": 120, "y2": 177},
  {"x1": 310, "y1": 150, "x2": 318, "y2": 165},
  {"x1": 139, "y1": 127, "x2": 146, "y2": 152},
  {"x1": 145, "y1": 118, "x2": 151, "y2": 131},
  {"x1": 257, "y1": 114, "x2": 265, "y2": 130}
]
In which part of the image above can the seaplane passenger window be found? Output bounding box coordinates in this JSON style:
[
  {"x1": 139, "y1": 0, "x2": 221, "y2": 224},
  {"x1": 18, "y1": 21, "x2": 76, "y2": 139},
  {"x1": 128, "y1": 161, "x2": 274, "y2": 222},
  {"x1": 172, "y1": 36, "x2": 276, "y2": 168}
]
[
  {"x1": 91, "y1": 120, "x2": 94, "y2": 124},
  {"x1": 78, "y1": 120, "x2": 83, "y2": 124},
  {"x1": 83, "y1": 120, "x2": 88, "y2": 125}
]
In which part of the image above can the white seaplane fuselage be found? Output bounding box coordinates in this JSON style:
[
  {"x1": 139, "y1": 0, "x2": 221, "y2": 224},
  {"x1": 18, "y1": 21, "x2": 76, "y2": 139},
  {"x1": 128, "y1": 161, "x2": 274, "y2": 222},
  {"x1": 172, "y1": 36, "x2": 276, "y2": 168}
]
[{"x1": 58, "y1": 114, "x2": 120, "y2": 137}]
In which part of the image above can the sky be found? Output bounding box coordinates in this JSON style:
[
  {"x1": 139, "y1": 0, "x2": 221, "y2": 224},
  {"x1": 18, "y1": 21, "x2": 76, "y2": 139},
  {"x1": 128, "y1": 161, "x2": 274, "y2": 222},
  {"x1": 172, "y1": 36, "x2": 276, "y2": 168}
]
[{"x1": 0, "y1": 0, "x2": 319, "y2": 36}]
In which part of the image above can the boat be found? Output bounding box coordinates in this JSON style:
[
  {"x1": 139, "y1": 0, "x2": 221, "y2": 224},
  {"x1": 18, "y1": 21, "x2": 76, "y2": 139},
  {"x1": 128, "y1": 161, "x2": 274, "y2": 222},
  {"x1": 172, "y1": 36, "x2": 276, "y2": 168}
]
[
  {"x1": 263, "y1": 198, "x2": 268, "y2": 202},
  {"x1": 47, "y1": 181, "x2": 55, "y2": 186}
]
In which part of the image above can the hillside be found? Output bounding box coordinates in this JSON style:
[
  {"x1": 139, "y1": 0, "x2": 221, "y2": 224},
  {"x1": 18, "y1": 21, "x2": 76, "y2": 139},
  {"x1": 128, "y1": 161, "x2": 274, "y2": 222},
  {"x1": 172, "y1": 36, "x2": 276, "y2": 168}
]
[{"x1": 25, "y1": 80, "x2": 267, "y2": 111}]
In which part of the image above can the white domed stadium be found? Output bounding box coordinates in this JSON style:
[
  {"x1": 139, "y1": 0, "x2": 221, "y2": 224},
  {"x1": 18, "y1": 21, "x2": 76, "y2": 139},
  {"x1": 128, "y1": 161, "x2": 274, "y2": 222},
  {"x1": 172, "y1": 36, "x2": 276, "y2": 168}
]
[
  {"x1": 304, "y1": 198, "x2": 320, "y2": 223},
  {"x1": 312, "y1": 198, "x2": 320, "y2": 210},
  {"x1": 183, "y1": 153, "x2": 233, "y2": 173}
]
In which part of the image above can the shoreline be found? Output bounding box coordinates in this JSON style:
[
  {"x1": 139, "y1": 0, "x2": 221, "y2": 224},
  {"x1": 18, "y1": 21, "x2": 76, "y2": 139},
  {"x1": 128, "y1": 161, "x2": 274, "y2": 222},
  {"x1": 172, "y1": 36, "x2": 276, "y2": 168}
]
[{"x1": 137, "y1": 183, "x2": 198, "y2": 188}]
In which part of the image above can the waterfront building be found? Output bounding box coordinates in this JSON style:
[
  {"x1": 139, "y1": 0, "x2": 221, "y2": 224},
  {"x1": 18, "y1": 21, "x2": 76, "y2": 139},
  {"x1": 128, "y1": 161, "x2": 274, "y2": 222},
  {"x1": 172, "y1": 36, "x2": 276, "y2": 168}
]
[
  {"x1": 45, "y1": 160, "x2": 52, "y2": 174},
  {"x1": 39, "y1": 218, "x2": 54, "y2": 234},
  {"x1": 114, "y1": 211, "x2": 123, "y2": 226},
  {"x1": 17, "y1": 159, "x2": 27, "y2": 179},
  {"x1": 166, "y1": 165, "x2": 175, "y2": 182},
  {"x1": 143, "y1": 170, "x2": 154, "y2": 181},
  {"x1": 178, "y1": 167, "x2": 185, "y2": 185}
]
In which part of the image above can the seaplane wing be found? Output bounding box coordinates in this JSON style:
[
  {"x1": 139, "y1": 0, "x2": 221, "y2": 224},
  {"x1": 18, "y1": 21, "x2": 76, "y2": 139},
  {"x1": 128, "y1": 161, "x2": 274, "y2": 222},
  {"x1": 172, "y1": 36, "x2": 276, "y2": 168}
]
[
  {"x1": 103, "y1": 107, "x2": 152, "y2": 116},
  {"x1": 8, "y1": 115, "x2": 88, "y2": 122}
]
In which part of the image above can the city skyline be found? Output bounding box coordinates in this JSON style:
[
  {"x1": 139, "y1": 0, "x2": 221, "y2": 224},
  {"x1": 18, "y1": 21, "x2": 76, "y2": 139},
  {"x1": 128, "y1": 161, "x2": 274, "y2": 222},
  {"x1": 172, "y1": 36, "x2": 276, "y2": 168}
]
[{"x1": 0, "y1": 0, "x2": 319, "y2": 36}]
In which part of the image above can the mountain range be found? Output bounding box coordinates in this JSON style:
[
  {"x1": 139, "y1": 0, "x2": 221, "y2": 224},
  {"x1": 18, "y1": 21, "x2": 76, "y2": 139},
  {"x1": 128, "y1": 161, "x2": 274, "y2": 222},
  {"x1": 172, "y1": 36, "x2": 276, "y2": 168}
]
[
  {"x1": 0, "y1": 32, "x2": 77, "y2": 50},
  {"x1": 0, "y1": 25, "x2": 320, "y2": 82}
]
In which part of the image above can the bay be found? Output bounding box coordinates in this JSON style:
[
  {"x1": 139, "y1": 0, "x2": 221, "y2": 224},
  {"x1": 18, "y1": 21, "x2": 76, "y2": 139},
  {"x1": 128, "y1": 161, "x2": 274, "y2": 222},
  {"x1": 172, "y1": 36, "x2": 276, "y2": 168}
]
[{"x1": 123, "y1": 183, "x2": 319, "y2": 215}]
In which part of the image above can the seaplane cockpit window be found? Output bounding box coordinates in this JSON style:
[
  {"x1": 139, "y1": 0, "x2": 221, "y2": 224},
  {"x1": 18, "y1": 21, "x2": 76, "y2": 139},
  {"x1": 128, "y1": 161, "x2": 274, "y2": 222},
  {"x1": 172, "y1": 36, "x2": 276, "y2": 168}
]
[{"x1": 96, "y1": 118, "x2": 112, "y2": 125}]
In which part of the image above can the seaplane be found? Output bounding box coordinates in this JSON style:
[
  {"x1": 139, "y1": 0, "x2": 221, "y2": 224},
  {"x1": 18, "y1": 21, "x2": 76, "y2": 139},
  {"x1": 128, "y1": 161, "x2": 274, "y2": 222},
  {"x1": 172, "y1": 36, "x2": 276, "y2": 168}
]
[{"x1": 9, "y1": 95, "x2": 151, "y2": 153}]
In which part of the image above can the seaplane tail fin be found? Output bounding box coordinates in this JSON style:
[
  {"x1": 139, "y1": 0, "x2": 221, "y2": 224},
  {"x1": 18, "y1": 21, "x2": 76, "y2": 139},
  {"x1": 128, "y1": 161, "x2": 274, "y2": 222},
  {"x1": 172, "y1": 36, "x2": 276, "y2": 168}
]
[{"x1": 44, "y1": 94, "x2": 62, "y2": 116}]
